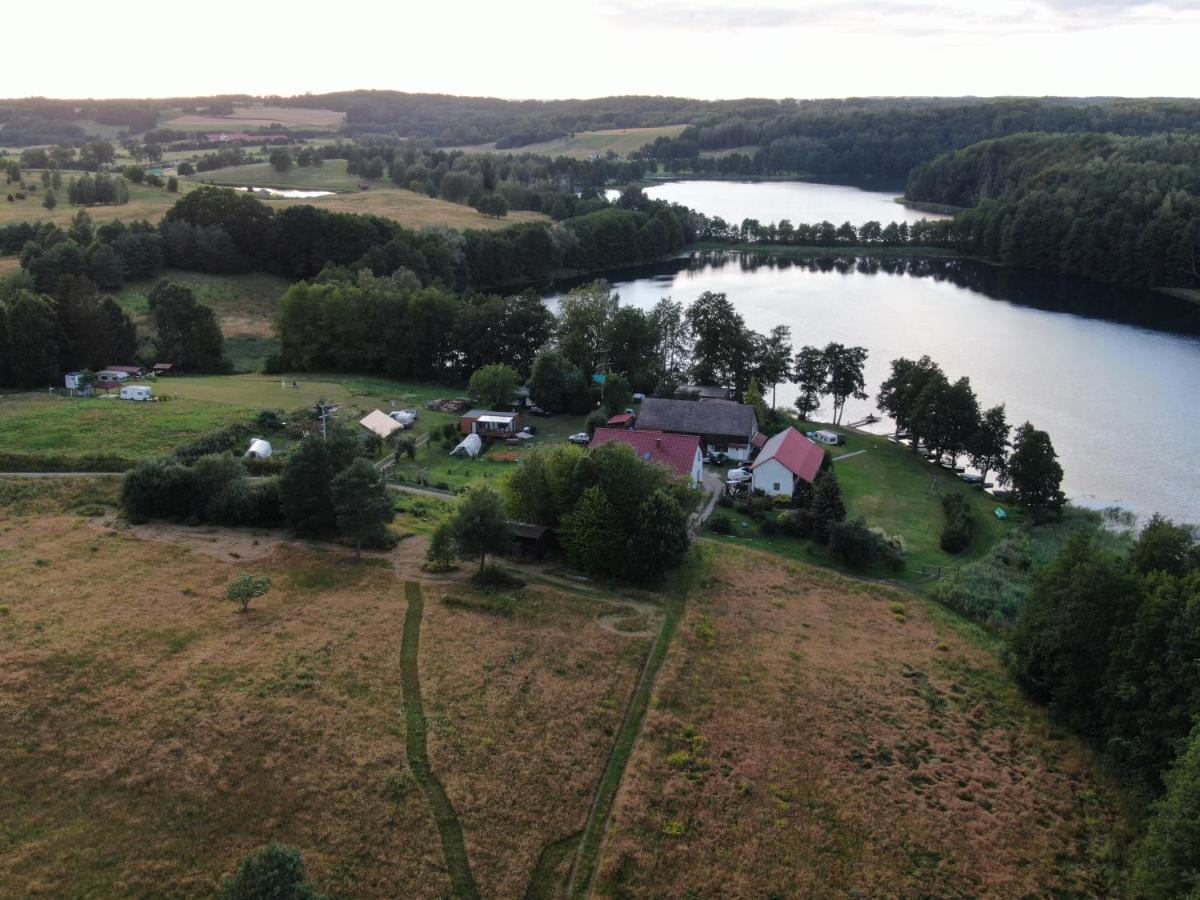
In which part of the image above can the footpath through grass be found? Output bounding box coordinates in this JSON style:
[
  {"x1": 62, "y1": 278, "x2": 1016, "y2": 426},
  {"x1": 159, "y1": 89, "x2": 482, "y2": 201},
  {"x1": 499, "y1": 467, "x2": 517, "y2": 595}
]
[
  {"x1": 565, "y1": 550, "x2": 705, "y2": 898},
  {"x1": 401, "y1": 582, "x2": 480, "y2": 899}
]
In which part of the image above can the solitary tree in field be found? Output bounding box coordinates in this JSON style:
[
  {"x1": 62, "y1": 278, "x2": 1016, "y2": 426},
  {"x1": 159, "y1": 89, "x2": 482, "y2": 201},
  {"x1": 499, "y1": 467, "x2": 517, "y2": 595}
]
[
  {"x1": 425, "y1": 522, "x2": 456, "y2": 572},
  {"x1": 450, "y1": 486, "x2": 510, "y2": 575},
  {"x1": 226, "y1": 573, "x2": 271, "y2": 613},
  {"x1": 330, "y1": 458, "x2": 394, "y2": 561},
  {"x1": 218, "y1": 842, "x2": 320, "y2": 900},
  {"x1": 41, "y1": 190, "x2": 56, "y2": 210},
  {"x1": 269, "y1": 148, "x2": 293, "y2": 173}
]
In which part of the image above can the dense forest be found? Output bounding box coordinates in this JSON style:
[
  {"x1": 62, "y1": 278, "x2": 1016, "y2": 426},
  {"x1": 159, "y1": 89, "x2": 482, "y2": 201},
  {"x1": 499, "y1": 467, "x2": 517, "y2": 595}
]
[
  {"x1": 634, "y1": 97, "x2": 1200, "y2": 180},
  {"x1": 904, "y1": 133, "x2": 1200, "y2": 289}
]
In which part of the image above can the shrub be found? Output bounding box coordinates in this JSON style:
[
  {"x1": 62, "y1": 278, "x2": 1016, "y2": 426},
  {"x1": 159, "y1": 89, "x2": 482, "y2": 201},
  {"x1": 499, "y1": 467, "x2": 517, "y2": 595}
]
[
  {"x1": 120, "y1": 458, "x2": 196, "y2": 521},
  {"x1": 940, "y1": 493, "x2": 976, "y2": 553},
  {"x1": 779, "y1": 508, "x2": 815, "y2": 539},
  {"x1": 225, "y1": 573, "x2": 271, "y2": 613},
  {"x1": 759, "y1": 517, "x2": 778, "y2": 536},
  {"x1": 217, "y1": 842, "x2": 319, "y2": 899},
  {"x1": 829, "y1": 518, "x2": 906, "y2": 571},
  {"x1": 716, "y1": 495, "x2": 734, "y2": 509},
  {"x1": 709, "y1": 514, "x2": 733, "y2": 535}
]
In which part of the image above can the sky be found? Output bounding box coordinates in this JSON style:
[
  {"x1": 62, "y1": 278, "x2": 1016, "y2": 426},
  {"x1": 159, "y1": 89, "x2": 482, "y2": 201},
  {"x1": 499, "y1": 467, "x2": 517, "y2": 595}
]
[{"x1": 14, "y1": 0, "x2": 1200, "y2": 100}]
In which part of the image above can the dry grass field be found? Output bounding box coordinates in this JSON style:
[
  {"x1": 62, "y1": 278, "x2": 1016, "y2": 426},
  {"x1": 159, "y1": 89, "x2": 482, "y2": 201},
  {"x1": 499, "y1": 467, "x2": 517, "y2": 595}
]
[
  {"x1": 0, "y1": 482, "x2": 651, "y2": 898},
  {"x1": 280, "y1": 190, "x2": 548, "y2": 232},
  {"x1": 450, "y1": 125, "x2": 686, "y2": 159},
  {"x1": 0, "y1": 175, "x2": 193, "y2": 228},
  {"x1": 592, "y1": 547, "x2": 1126, "y2": 898},
  {"x1": 161, "y1": 106, "x2": 345, "y2": 131}
]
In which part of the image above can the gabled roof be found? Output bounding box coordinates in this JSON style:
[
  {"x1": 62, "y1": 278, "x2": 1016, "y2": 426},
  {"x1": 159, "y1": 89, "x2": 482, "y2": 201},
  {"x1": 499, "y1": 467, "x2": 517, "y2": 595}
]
[
  {"x1": 752, "y1": 428, "x2": 825, "y2": 483},
  {"x1": 589, "y1": 428, "x2": 700, "y2": 480},
  {"x1": 636, "y1": 398, "x2": 756, "y2": 439},
  {"x1": 463, "y1": 409, "x2": 515, "y2": 420},
  {"x1": 607, "y1": 412, "x2": 635, "y2": 426},
  {"x1": 360, "y1": 409, "x2": 403, "y2": 439}
]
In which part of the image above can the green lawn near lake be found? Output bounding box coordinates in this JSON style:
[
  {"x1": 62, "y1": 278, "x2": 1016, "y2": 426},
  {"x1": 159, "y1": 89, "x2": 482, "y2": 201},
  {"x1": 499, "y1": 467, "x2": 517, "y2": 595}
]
[
  {"x1": 710, "y1": 423, "x2": 1013, "y2": 582},
  {"x1": 183, "y1": 159, "x2": 366, "y2": 192}
]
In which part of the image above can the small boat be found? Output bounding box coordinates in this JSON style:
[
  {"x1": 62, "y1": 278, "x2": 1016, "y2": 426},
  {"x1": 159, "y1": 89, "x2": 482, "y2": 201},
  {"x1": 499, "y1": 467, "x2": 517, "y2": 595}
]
[{"x1": 959, "y1": 473, "x2": 984, "y2": 485}]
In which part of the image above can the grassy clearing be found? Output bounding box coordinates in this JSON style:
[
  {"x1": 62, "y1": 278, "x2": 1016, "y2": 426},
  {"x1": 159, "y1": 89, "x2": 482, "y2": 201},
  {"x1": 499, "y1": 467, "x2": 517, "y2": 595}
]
[
  {"x1": 0, "y1": 482, "x2": 651, "y2": 897},
  {"x1": 420, "y1": 574, "x2": 650, "y2": 898},
  {"x1": 0, "y1": 374, "x2": 465, "y2": 467},
  {"x1": 592, "y1": 546, "x2": 1127, "y2": 898},
  {"x1": 285, "y1": 189, "x2": 548, "y2": 231},
  {"x1": 450, "y1": 125, "x2": 687, "y2": 159},
  {"x1": 401, "y1": 582, "x2": 480, "y2": 898},
  {"x1": 0, "y1": 172, "x2": 193, "y2": 227},
  {"x1": 112, "y1": 269, "x2": 289, "y2": 340},
  {"x1": 160, "y1": 105, "x2": 345, "y2": 131},
  {"x1": 186, "y1": 159, "x2": 369, "y2": 193}
]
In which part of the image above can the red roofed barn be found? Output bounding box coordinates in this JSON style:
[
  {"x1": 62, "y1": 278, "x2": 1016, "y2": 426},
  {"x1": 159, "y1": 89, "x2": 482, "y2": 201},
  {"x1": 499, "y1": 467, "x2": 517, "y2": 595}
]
[
  {"x1": 589, "y1": 428, "x2": 703, "y2": 487},
  {"x1": 751, "y1": 427, "x2": 826, "y2": 497}
]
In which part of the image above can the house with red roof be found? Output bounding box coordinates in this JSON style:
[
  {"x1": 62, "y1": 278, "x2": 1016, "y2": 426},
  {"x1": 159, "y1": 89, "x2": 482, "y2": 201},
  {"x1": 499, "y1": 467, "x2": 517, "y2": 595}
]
[
  {"x1": 589, "y1": 428, "x2": 703, "y2": 487},
  {"x1": 750, "y1": 427, "x2": 826, "y2": 497}
]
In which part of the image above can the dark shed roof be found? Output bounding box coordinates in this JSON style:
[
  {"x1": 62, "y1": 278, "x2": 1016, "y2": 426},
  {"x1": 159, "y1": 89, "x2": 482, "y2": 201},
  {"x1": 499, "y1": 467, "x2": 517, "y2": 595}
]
[{"x1": 636, "y1": 398, "x2": 757, "y2": 440}]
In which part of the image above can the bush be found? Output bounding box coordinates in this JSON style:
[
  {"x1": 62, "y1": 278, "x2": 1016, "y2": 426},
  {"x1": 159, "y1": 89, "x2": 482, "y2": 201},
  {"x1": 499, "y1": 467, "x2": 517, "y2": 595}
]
[
  {"x1": 940, "y1": 493, "x2": 976, "y2": 553},
  {"x1": 778, "y1": 508, "x2": 814, "y2": 538},
  {"x1": 829, "y1": 517, "x2": 906, "y2": 571},
  {"x1": 217, "y1": 842, "x2": 319, "y2": 899},
  {"x1": 709, "y1": 514, "x2": 733, "y2": 535},
  {"x1": 120, "y1": 459, "x2": 196, "y2": 521},
  {"x1": 759, "y1": 517, "x2": 778, "y2": 536}
]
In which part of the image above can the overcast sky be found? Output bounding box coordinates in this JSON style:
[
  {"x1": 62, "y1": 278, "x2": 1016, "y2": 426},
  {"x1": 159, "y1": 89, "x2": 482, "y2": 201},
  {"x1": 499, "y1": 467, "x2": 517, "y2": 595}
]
[{"x1": 13, "y1": 0, "x2": 1200, "y2": 100}]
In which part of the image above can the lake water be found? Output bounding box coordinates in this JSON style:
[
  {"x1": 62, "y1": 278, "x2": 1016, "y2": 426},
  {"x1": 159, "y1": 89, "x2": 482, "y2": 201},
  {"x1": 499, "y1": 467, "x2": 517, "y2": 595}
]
[
  {"x1": 235, "y1": 186, "x2": 333, "y2": 199},
  {"x1": 547, "y1": 253, "x2": 1200, "y2": 523},
  {"x1": 627, "y1": 179, "x2": 948, "y2": 226}
]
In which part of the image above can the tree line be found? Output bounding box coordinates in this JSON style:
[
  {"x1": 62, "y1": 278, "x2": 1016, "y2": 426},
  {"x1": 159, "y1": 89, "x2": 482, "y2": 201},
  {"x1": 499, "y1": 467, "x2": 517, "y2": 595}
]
[{"x1": 1009, "y1": 516, "x2": 1200, "y2": 897}]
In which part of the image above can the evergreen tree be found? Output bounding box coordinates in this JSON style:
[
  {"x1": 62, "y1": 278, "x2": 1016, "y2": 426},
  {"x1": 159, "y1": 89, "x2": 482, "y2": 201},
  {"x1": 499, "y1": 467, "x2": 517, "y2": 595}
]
[
  {"x1": 810, "y1": 469, "x2": 846, "y2": 543},
  {"x1": 626, "y1": 489, "x2": 690, "y2": 582},
  {"x1": 331, "y1": 458, "x2": 394, "y2": 560},
  {"x1": 218, "y1": 843, "x2": 320, "y2": 900}
]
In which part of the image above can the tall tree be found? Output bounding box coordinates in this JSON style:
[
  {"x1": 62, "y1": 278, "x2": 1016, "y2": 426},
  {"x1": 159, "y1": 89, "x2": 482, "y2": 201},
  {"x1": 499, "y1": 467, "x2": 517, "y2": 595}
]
[
  {"x1": 1007, "y1": 422, "x2": 1066, "y2": 521},
  {"x1": 754, "y1": 324, "x2": 793, "y2": 408},
  {"x1": 331, "y1": 458, "x2": 394, "y2": 560},
  {"x1": 556, "y1": 281, "x2": 617, "y2": 378},
  {"x1": 792, "y1": 345, "x2": 828, "y2": 420},
  {"x1": 686, "y1": 290, "x2": 747, "y2": 389},
  {"x1": 967, "y1": 404, "x2": 1009, "y2": 485},
  {"x1": 450, "y1": 486, "x2": 510, "y2": 574},
  {"x1": 648, "y1": 297, "x2": 690, "y2": 387},
  {"x1": 467, "y1": 363, "x2": 520, "y2": 411},
  {"x1": 147, "y1": 280, "x2": 225, "y2": 371},
  {"x1": 1133, "y1": 723, "x2": 1200, "y2": 900},
  {"x1": 822, "y1": 343, "x2": 869, "y2": 425}
]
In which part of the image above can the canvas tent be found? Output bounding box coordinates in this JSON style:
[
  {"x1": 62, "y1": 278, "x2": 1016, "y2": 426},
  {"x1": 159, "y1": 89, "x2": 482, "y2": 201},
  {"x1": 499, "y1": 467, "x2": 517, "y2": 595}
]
[
  {"x1": 360, "y1": 409, "x2": 404, "y2": 440},
  {"x1": 451, "y1": 433, "x2": 483, "y2": 458}
]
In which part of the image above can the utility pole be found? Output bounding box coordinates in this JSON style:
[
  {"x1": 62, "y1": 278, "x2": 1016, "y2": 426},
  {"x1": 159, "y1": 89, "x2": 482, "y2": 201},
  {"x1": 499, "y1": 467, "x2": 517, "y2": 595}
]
[{"x1": 316, "y1": 399, "x2": 331, "y2": 440}]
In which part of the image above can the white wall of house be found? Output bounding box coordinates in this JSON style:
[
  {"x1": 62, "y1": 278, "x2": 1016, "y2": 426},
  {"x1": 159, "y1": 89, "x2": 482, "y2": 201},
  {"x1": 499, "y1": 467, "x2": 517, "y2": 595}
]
[
  {"x1": 707, "y1": 441, "x2": 752, "y2": 462},
  {"x1": 752, "y1": 458, "x2": 795, "y2": 497}
]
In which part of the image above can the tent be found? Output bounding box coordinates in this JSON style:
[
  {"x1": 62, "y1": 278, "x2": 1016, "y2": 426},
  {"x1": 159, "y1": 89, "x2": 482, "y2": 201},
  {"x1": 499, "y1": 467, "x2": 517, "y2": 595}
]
[
  {"x1": 360, "y1": 409, "x2": 404, "y2": 439},
  {"x1": 245, "y1": 439, "x2": 272, "y2": 459},
  {"x1": 450, "y1": 433, "x2": 483, "y2": 458}
]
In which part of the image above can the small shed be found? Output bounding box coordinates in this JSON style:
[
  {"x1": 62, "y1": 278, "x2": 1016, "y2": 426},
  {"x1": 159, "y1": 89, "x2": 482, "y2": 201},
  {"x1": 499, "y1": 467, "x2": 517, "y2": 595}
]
[
  {"x1": 607, "y1": 412, "x2": 635, "y2": 429},
  {"x1": 510, "y1": 523, "x2": 550, "y2": 559},
  {"x1": 360, "y1": 409, "x2": 404, "y2": 439},
  {"x1": 461, "y1": 409, "x2": 519, "y2": 439},
  {"x1": 64, "y1": 371, "x2": 83, "y2": 390},
  {"x1": 106, "y1": 364, "x2": 144, "y2": 378},
  {"x1": 96, "y1": 370, "x2": 130, "y2": 383},
  {"x1": 152, "y1": 363, "x2": 174, "y2": 376},
  {"x1": 120, "y1": 384, "x2": 152, "y2": 401}
]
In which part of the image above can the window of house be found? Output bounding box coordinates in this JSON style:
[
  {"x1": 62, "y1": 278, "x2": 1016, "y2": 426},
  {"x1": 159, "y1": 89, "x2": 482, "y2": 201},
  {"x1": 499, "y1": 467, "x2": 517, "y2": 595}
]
[{"x1": 773, "y1": 483, "x2": 780, "y2": 491}]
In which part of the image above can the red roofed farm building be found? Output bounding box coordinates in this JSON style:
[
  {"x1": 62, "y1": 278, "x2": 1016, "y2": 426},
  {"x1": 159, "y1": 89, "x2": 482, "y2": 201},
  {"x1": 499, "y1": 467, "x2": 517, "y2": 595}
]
[
  {"x1": 751, "y1": 427, "x2": 826, "y2": 497},
  {"x1": 589, "y1": 428, "x2": 703, "y2": 487}
]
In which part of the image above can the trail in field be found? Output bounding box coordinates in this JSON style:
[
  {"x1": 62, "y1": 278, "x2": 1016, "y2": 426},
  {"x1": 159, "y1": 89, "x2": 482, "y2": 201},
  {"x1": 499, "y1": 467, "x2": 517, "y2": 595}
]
[{"x1": 400, "y1": 581, "x2": 480, "y2": 899}]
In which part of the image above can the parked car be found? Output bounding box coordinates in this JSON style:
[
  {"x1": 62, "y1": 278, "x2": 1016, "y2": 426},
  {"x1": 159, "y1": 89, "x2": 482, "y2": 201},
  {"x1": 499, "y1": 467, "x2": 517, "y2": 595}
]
[
  {"x1": 705, "y1": 451, "x2": 729, "y2": 466},
  {"x1": 528, "y1": 406, "x2": 553, "y2": 417},
  {"x1": 727, "y1": 467, "x2": 752, "y2": 483},
  {"x1": 520, "y1": 425, "x2": 538, "y2": 435},
  {"x1": 568, "y1": 432, "x2": 590, "y2": 445}
]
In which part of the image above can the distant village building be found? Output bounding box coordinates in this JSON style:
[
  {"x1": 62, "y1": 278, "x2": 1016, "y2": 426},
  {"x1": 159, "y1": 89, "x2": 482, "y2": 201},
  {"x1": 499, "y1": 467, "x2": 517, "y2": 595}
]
[
  {"x1": 751, "y1": 428, "x2": 826, "y2": 497},
  {"x1": 635, "y1": 398, "x2": 759, "y2": 462},
  {"x1": 589, "y1": 427, "x2": 703, "y2": 487},
  {"x1": 205, "y1": 132, "x2": 288, "y2": 144}
]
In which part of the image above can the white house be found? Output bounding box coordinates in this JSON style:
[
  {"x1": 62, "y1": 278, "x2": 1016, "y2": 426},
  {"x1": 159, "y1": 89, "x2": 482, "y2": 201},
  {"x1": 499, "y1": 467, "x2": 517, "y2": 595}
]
[{"x1": 751, "y1": 428, "x2": 826, "y2": 497}]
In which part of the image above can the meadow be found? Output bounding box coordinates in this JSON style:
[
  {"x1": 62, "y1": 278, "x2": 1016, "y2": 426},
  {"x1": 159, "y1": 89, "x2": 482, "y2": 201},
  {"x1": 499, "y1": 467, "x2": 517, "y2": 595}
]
[
  {"x1": 593, "y1": 548, "x2": 1126, "y2": 898},
  {"x1": 0, "y1": 172, "x2": 191, "y2": 227},
  {"x1": 159, "y1": 105, "x2": 346, "y2": 131},
  {"x1": 450, "y1": 125, "x2": 687, "y2": 159},
  {"x1": 0, "y1": 481, "x2": 651, "y2": 897}
]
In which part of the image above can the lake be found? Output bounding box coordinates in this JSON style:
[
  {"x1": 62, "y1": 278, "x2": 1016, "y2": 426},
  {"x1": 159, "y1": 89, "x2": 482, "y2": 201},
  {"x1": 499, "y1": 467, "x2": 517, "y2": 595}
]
[
  {"x1": 547, "y1": 253, "x2": 1200, "y2": 523},
  {"x1": 234, "y1": 186, "x2": 333, "y2": 199},
  {"x1": 630, "y1": 179, "x2": 948, "y2": 226}
]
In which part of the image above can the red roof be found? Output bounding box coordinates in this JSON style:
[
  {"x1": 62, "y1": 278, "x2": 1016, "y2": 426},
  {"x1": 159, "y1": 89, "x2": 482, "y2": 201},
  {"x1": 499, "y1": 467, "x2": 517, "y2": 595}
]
[
  {"x1": 607, "y1": 413, "x2": 635, "y2": 427},
  {"x1": 752, "y1": 428, "x2": 824, "y2": 483},
  {"x1": 589, "y1": 428, "x2": 700, "y2": 480},
  {"x1": 751, "y1": 431, "x2": 767, "y2": 449}
]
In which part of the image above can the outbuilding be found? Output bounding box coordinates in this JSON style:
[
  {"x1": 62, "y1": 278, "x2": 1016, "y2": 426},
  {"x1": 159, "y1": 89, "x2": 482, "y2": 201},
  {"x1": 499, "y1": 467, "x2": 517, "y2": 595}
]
[
  {"x1": 461, "y1": 409, "x2": 519, "y2": 439},
  {"x1": 360, "y1": 409, "x2": 405, "y2": 440},
  {"x1": 751, "y1": 428, "x2": 826, "y2": 497}
]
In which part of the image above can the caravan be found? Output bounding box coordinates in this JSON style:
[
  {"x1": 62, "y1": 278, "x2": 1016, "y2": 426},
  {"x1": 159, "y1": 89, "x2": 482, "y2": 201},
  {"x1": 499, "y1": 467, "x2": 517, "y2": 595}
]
[{"x1": 119, "y1": 385, "x2": 153, "y2": 402}]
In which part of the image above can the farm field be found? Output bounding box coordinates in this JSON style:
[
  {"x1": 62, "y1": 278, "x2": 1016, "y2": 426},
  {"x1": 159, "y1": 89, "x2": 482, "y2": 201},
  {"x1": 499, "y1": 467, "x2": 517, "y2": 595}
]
[
  {"x1": 0, "y1": 374, "x2": 466, "y2": 468},
  {"x1": 450, "y1": 125, "x2": 687, "y2": 159},
  {"x1": 591, "y1": 547, "x2": 1125, "y2": 898},
  {"x1": 159, "y1": 105, "x2": 346, "y2": 131},
  {"x1": 0, "y1": 173, "x2": 193, "y2": 227},
  {"x1": 0, "y1": 482, "x2": 648, "y2": 897},
  {"x1": 710, "y1": 424, "x2": 1010, "y2": 581},
  {"x1": 186, "y1": 159, "x2": 367, "y2": 192}
]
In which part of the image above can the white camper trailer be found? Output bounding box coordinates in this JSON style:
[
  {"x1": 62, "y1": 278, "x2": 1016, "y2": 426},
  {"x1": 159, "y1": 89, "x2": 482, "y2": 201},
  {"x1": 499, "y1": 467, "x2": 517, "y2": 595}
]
[
  {"x1": 119, "y1": 384, "x2": 152, "y2": 401},
  {"x1": 244, "y1": 439, "x2": 273, "y2": 459}
]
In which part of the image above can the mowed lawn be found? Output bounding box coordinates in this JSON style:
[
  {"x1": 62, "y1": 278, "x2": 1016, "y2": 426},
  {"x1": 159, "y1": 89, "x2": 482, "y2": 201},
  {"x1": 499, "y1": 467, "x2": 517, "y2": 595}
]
[
  {"x1": 710, "y1": 425, "x2": 1010, "y2": 580},
  {"x1": 594, "y1": 547, "x2": 1124, "y2": 898},
  {"x1": 0, "y1": 488, "x2": 648, "y2": 897},
  {"x1": 450, "y1": 125, "x2": 688, "y2": 159},
  {"x1": 0, "y1": 374, "x2": 469, "y2": 465}
]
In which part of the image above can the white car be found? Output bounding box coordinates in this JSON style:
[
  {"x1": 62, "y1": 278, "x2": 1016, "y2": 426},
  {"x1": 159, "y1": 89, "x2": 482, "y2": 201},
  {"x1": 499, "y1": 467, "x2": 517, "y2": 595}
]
[
  {"x1": 726, "y1": 467, "x2": 752, "y2": 483},
  {"x1": 568, "y1": 432, "x2": 590, "y2": 445}
]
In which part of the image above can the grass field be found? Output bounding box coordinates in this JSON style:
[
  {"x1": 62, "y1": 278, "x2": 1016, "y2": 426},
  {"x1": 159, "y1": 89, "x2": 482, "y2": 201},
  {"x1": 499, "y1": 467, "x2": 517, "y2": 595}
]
[
  {"x1": 185, "y1": 159, "x2": 368, "y2": 192},
  {"x1": 450, "y1": 125, "x2": 687, "y2": 159},
  {"x1": 0, "y1": 483, "x2": 650, "y2": 897},
  {"x1": 0, "y1": 374, "x2": 466, "y2": 467},
  {"x1": 159, "y1": 105, "x2": 345, "y2": 131},
  {"x1": 710, "y1": 424, "x2": 1011, "y2": 581},
  {"x1": 0, "y1": 172, "x2": 193, "y2": 227},
  {"x1": 592, "y1": 547, "x2": 1126, "y2": 898}
]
